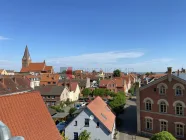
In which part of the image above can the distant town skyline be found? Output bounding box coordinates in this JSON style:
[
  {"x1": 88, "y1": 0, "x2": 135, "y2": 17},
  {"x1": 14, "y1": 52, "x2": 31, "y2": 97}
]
[{"x1": 0, "y1": 0, "x2": 186, "y2": 72}]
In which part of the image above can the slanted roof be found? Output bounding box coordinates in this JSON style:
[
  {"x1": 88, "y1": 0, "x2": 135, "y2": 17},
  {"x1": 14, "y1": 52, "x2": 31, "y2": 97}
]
[
  {"x1": 58, "y1": 79, "x2": 86, "y2": 87},
  {"x1": 0, "y1": 76, "x2": 32, "y2": 95},
  {"x1": 35, "y1": 85, "x2": 65, "y2": 95},
  {"x1": 87, "y1": 96, "x2": 115, "y2": 132},
  {"x1": 0, "y1": 91, "x2": 61, "y2": 140},
  {"x1": 99, "y1": 79, "x2": 112, "y2": 87},
  {"x1": 22, "y1": 45, "x2": 31, "y2": 60},
  {"x1": 44, "y1": 66, "x2": 53, "y2": 71},
  {"x1": 70, "y1": 82, "x2": 78, "y2": 91},
  {"x1": 52, "y1": 112, "x2": 69, "y2": 118},
  {"x1": 20, "y1": 62, "x2": 50, "y2": 73},
  {"x1": 48, "y1": 107, "x2": 57, "y2": 116}
]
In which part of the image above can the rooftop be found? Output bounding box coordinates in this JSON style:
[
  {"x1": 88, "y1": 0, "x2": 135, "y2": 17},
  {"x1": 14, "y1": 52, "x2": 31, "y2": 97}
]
[
  {"x1": 87, "y1": 96, "x2": 115, "y2": 132},
  {"x1": 0, "y1": 91, "x2": 61, "y2": 140}
]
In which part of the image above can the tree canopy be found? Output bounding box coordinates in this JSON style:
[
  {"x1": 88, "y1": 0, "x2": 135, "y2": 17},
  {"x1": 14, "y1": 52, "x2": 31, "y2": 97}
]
[
  {"x1": 109, "y1": 92, "x2": 126, "y2": 114},
  {"x1": 113, "y1": 69, "x2": 121, "y2": 77},
  {"x1": 78, "y1": 130, "x2": 91, "y2": 140},
  {"x1": 82, "y1": 88, "x2": 92, "y2": 97},
  {"x1": 69, "y1": 107, "x2": 77, "y2": 115},
  {"x1": 150, "y1": 131, "x2": 176, "y2": 140}
]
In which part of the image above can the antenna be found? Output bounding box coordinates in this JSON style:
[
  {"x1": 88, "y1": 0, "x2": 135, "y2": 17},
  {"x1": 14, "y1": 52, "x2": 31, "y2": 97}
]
[{"x1": 89, "y1": 115, "x2": 94, "y2": 120}]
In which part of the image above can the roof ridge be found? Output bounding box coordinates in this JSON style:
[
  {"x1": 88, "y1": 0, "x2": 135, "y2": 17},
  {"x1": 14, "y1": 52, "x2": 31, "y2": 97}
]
[{"x1": 0, "y1": 91, "x2": 38, "y2": 98}]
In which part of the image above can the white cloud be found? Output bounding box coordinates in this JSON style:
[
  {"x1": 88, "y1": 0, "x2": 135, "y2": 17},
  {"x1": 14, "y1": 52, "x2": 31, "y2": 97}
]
[
  {"x1": 0, "y1": 36, "x2": 10, "y2": 40},
  {"x1": 48, "y1": 51, "x2": 144, "y2": 66},
  {"x1": 47, "y1": 51, "x2": 173, "y2": 72}
]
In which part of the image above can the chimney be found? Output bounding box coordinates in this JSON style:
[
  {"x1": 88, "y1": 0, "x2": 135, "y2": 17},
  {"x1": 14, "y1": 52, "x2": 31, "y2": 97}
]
[
  {"x1": 12, "y1": 77, "x2": 16, "y2": 83},
  {"x1": 177, "y1": 69, "x2": 180, "y2": 77},
  {"x1": 167, "y1": 67, "x2": 172, "y2": 82}
]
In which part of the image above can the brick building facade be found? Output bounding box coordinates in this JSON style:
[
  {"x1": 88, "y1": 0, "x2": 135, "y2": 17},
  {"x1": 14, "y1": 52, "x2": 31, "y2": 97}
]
[{"x1": 137, "y1": 67, "x2": 186, "y2": 139}]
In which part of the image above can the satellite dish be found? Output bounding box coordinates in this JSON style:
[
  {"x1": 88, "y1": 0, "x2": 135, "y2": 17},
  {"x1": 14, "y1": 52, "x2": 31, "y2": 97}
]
[{"x1": 89, "y1": 115, "x2": 94, "y2": 120}]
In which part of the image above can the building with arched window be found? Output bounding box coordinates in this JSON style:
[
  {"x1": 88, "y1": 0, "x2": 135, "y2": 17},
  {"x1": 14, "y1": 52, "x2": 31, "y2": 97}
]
[{"x1": 136, "y1": 67, "x2": 186, "y2": 139}]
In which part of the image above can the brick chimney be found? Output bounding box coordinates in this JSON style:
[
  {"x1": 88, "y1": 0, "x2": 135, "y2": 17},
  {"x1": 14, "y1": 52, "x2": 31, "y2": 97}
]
[
  {"x1": 167, "y1": 67, "x2": 172, "y2": 82},
  {"x1": 12, "y1": 77, "x2": 16, "y2": 83}
]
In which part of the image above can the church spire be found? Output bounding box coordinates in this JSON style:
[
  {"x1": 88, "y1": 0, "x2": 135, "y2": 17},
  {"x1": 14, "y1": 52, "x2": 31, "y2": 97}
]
[
  {"x1": 22, "y1": 45, "x2": 31, "y2": 60},
  {"x1": 22, "y1": 45, "x2": 32, "y2": 68}
]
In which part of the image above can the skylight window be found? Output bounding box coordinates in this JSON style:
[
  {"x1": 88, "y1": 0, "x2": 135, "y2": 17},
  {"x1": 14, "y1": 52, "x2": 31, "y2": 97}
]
[{"x1": 101, "y1": 113, "x2": 107, "y2": 120}]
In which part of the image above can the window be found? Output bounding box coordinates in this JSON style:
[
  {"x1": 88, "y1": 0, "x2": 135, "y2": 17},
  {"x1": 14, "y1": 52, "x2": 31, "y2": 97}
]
[
  {"x1": 51, "y1": 102, "x2": 55, "y2": 106},
  {"x1": 97, "y1": 122, "x2": 100, "y2": 128},
  {"x1": 160, "y1": 102, "x2": 167, "y2": 113},
  {"x1": 160, "y1": 121, "x2": 167, "y2": 131},
  {"x1": 176, "y1": 103, "x2": 183, "y2": 116},
  {"x1": 176, "y1": 124, "x2": 184, "y2": 138},
  {"x1": 145, "y1": 100, "x2": 152, "y2": 111},
  {"x1": 51, "y1": 96, "x2": 55, "y2": 99},
  {"x1": 75, "y1": 121, "x2": 77, "y2": 126},
  {"x1": 47, "y1": 96, "x2": 50, "y2": 99},
  {"x1": 176, "y1": 86, "x2": 182, "y2": 96},
  {"x1": 160, "y1": 86, "x2": 166, "y2": 94},
  {"x1": 53, "y1": 82, "x2": 56, "y2": 84},
  {"x1": 85, "y1": 119, "x2": 89, "y2": 127},
  {"x1": 48, "y1": 82, "x2": 51, "y2": 84},
  {"x1": 74, "y1": 132, "x2": 78, "y2": 140},
  {"x1": 46, "y1": 102, "x2": 50, "y2": 106},
  {"x1": 113, "y1": 84, "x2": 115, "y2": 87},
  {"x1": 146, "y1": 118, "x2": 153, "y2": 130}
]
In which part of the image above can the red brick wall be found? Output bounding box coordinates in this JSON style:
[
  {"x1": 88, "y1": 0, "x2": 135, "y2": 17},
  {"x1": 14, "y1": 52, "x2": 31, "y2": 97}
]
[{"x1": 140, "y1": 77, "x2": 186, "y2": 139}]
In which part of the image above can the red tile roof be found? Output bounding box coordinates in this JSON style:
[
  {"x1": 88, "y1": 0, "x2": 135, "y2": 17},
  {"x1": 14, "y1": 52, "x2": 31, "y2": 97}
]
[
  {"x1": 0, "y1": 91, "x2": 62, "y2": 140},
  {"x1": 99, "y1": 79, "x2": 124, "y2": 87},
  {"x1": 20, "y1": 62, "x2": 53, "y2": 73},
  {"x1": 0, "y1": 76, "x2": 32, "y2": 95},
  {"x1": 87, "y1": 96, "x2": 115, "y2": 132},
  {"x1": 70, "y1": 82, "x2": 78, "y2": 91},
  {"x1": 44, "y1": 66, "x2": 53, "y2": 71}
]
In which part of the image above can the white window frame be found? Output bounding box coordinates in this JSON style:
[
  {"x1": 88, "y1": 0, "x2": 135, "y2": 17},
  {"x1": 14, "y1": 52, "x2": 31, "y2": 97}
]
[
  {"x1": 145, "y1": 100, "x2": 152, "y2": 111},
  {"x1": 175, "y1": 122, "x2": 185, "y2": 138},
  {"x1": 173, "y1": 83, "x2": 185, "y2": 96},
  {"x1": 159, "y1": 101, "x2": 167, "y2": 113},
  {"x1": 145, "y1": 117, "x2": 153, "y2": 131},
  {"x1": 159, "y1": 119, "x2": 168, "y2": 131},
  {"x1": 159, "y1": 85, "x2": 166, "y2": 95},
  {"x1": 157, "y1": 83, "x2": 168, "y2": 95},
  {"x1": 175, "y1": 103, "x2": 184, "y2": 116}
]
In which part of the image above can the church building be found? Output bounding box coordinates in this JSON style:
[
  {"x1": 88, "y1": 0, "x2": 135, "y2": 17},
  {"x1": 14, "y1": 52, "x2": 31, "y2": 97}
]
[{"x1": 20, "y1": 45, "x2": 54, "y2": 74}]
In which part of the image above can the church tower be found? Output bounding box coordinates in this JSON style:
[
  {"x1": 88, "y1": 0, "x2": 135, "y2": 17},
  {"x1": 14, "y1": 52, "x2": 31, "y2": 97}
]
[{"x1": 22, "y1": 45, "x2": 32, "y2": 67}]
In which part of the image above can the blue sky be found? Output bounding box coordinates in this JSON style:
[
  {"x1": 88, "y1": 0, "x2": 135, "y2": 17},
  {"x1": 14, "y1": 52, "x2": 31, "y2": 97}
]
[{"x1": 0, "y1": 0, "x2": 186, "y2": 72}]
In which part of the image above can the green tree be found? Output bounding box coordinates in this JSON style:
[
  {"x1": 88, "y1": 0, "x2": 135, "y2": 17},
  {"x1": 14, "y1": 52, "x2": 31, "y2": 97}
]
[
  {"x1": 78, "y1": 130, "x2": 91, "y2": 140},
  {"x1": 60, "y1": 101, "x2": 65, "y2": 108},
  {"x1": 113, "y1": 69, "x2": 121, "y2": 77},
  {"x1": 65, "y1": 98, "x2": 71, "y2": 106},
  {"x1": 145, "y1": 72, "x2": 150, "y2": 76},
  {"x1": 69, "y1": 107, "x2": 77, "y2": 115},
  {"x1": 82, "y1": 88, "x2": 91, "y2": 97},
  {"x1": 92, "y1": 88, "x2": 105, "y2": 97},
  {"x1": 150, "y1": 131, "x2": 176, "y2": 140},
  {"x1": 109, "y1": 92, "x2": 126, "y2": 114}
]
